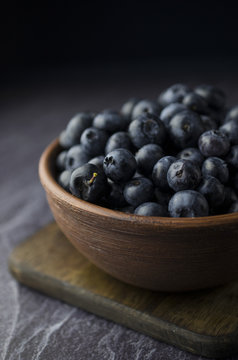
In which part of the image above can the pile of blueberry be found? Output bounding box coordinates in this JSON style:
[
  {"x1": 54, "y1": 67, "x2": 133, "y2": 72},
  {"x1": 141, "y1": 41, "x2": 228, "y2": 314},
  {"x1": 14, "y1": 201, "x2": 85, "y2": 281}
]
[{"x1": 56, "y1": 84, "x2": 238, "y2": 217}]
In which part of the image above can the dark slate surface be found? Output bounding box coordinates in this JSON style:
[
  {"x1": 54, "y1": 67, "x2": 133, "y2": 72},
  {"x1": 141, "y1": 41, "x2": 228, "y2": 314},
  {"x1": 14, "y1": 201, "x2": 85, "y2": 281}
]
[{"x1": 1, "y1": 62, "x2": 238, "y2": 360}]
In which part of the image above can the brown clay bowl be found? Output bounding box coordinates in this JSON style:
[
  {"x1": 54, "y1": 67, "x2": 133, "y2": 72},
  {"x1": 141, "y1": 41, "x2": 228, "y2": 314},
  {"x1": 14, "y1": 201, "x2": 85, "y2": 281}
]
[{"x1": 39, "y1": 139, "x2": 238, "y2": 292}]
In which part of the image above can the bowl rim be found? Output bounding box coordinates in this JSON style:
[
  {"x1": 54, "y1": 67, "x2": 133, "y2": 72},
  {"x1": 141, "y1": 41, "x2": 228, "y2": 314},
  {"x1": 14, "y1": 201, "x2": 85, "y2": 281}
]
[{"x1": 39, "y1": 138, "x2": 238, "y2": 228}]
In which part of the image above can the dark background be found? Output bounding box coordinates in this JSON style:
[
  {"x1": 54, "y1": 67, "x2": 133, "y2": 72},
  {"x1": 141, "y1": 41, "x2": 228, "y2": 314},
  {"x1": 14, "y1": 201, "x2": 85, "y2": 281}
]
[
  {"x1": 1, "y1": 1, "x2": 238, "y2": 72},
  {"x1": 1, "y1": 1, "x2": 238, "y2": 111}
]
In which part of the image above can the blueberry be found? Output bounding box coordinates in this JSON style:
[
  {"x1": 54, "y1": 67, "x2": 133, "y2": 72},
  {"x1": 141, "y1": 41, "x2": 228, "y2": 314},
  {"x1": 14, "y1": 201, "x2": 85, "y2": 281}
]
[
  {"x1": 70, "y1": 163, "x2": 107, "y2": 203},
  {"x1": 225, "y1": 145, "x2": 238, "y2": 169},
  {"x1": 177, "y1": 147, "x2": 204, "y2": 166},
  {"x1": 123, "y1": 177, "x2": 154, "y2": 207},
  {"x1": 135, "y1": 144, "x2": 164, "y2": 176},
  {"x1": 104, "y1": 180, "x2": 127, "y2": 208},
  {"x1": 158, "y1": 84, "x2": 191, "y2": 107},
  {"x1": 103, "y1": 148, "x2": 137, "y2": 183},
  {"x1": 105, "y1": 131, "x2": 132, "y2": 154},
  {"x1": 167, "y1": 159, "x2": 201, "y2": 191},
  {"x1": 152, "y1": 156, "x2": 176, "y2": 189},
  {"x1": 220, "y1": 120, "x2": 238, "y2": 145},
  {"x1": 131, "y1": 99, "x2": 161, "y2": 120},
  {"x1": 182, "y1": 92, "x2": 209, "y2": 114},
  {"x1": 228, "y1": 201, "x2": 238, "y2": 213},
  {"x1": 224, "y1": 105, "x2": 238, "y2": 123},
  {"x1": 154, "y1": 188, "x2": 173, "y2": 206},
  {"x1": 202, "y1": 157, "x2": 229, "y2": 184},
  {"x1": 67, "y1": 113, "x2": 93, "y2": 137},
  {"x1": 128, "y1": 113, "x2": 166, "y2": 149},
  {"x1": 218, "y1": 186, "x2": 238, "y2": 213},
  {"x1": 80, "y1": 127, "x2": 108, "y2": 157},
  {"x1": 65, "y1": 145, "x2": 90, "y2": 170},
  {"x1": 168, "y1": 190, "x2": 209, "y2": 217},
  {"x1": 134, "y1": 202, "x2": 168, "y2": 216},
  {"x1": 93, "y1": 110, "x2": 127, "y2": 133},
  {"x1": 194, "y1": 85, "x2": 226, "y2": 110},
  {"x1": 58, "y1": 170, "x2": 72, "y2": 192},
  {"x1": 56, "y1": 150, "x2": 67, "y2": 171},
  {"x1": 160, "y1": 103, "x2": 187, "y2": 129},
  {"x1": 200, "y1": 115, "x2": 218, "y2": 131},
  {"x1": 59, "y1": 130, "x2": 74, "y2": 149},
  {"x1": 88, "y1": 155, "x2": 105, "y2": 170},
  {"x1": 168, "y1": 110, "x2": 204, "y2": 149},
  {"x1": 121, "y1": 98, "x2": 141, "y2": 122},
  {"x1": 198, "y1": 130, "x2": 230, "y2": 157},
  {"x1": 59, "y1": 113, "x2": 94, "y2": 148},
  {"x1": 197, "y1": 175, "x2": 225, "y2": 208}
]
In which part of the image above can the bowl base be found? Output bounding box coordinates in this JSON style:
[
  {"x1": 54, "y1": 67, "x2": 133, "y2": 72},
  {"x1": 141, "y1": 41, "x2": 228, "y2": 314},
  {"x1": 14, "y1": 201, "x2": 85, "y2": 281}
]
[{"x1": 8, "y1": 222, "x2": 238, "y2": 358}]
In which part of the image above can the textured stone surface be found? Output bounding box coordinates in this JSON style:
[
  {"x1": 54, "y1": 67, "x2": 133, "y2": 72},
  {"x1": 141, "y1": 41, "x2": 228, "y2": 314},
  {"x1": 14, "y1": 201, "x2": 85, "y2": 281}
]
[{"x1": 1, "y1": 65, "x2": 238, "y2": 359}]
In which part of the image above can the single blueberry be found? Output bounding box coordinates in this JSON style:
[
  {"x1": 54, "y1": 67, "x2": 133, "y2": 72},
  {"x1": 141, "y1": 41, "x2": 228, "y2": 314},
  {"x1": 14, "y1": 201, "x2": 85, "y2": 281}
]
[
  {"x1": 59, "y1": 130, "x2": 74, "y2": 149},
  {"x1": 93, "y1": 110, "x2": 127, "y2": 133},
  {"x1": 121, "y1": 98, "x2": 141, "y2": 122},
  {"x1": 105, "y1": 131, "x2": 132, "y2": 154},
  {"x1": 158, "y1": 84, "x2": 191, "y2": 107},
  {"x1": 128, "y1": 113, "x2": 166, "y2": 149},
  {"x1": 65, "y1": 112, "x2": 94, "y2": 143},
  {"x1": 167, "y1": 159, "x2": 201, "y2": 192},
  {"x1": 69, "y1": 163, "x2": 107, "y2": 203},
  {"x1": 59, "y1": 113, "x2": 94, "y2": 149},
  {"x1": 194, "y1": 85, "x2": 226, "y2": 110},
  {"x1": 131, "y1": 99, "x2": 161, "y2": 120},
  {"x1": 220, "y1": 120, "x2": 238, "y2": 145},
  {"x1": 200, "y1": 115, "x2": 218, "y2": 131},
  {"x1": 160, "y1": 103, "x2": 187, "y2": 129},
  {"x1": 65, "y1": 145, "x2": 90, "y2": 170},
  {"x1": 201, "y1": 157, "x2": 229, "y2": 184},
  {"x1": 56, "y1": 150, "x2": 67, "y2": 171},
  {"x1": 198, "y1": 130, "x2": 230, "y2": 157},
  {"x1": 168, "y1": 190, "x2": 209, "y2": 217},
  {"x1": 169, "y1": 110, "x2": 204, "y2": 149},
  {"x1": 152, "y1": 156, "x2": 176, "y2": 190},
  {"x1": 197, "y1": 175, "x2": 225, "y2": 208},
  {"x1": 88, "y1": 155, "x2": 105, "y2": 170},
  {"x1": 134, "y1": 202, "x2": 168, "y2": 216},
  {"x1": 123, "y1": 177, "x2": 154, "y2": 207},
  {"x1": 224, "y1": 105, "x2": 238, "y2": 123},
  {"x1": 80, "y1": 127, "x2": 108, "y2": 157},
  {"x1": 135, "y1": 144, "x2": 164, "y2": 176},
  {"x1": 182, "y1": 92, "x2": 209, "y2": 114},
  {"x1": 103, "y1": 148, "x2": 137, "y2": 183},
  {"x1": 58, "y1": 170, "x2": 72, "y2": 192},
  {"x1": 225, "y1": 145, "x2": 238, "y2": 169},
  {"x1": 177, "y1": 147, "x2": 204, "y2": 166},
  {"x1": 154, "y1": 188, "x2": 173, "y2": 207}
]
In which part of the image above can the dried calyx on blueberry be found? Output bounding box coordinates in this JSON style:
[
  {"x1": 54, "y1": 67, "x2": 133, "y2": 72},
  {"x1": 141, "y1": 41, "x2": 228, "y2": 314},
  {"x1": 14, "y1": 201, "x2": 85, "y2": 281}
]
[{"x1": 55, "y1": 83, "x2": 238, "y2": 217}]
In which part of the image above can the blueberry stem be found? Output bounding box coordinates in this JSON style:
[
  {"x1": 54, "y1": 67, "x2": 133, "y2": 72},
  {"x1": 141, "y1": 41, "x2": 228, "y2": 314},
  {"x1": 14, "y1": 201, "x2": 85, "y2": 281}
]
[{"x1": 88, "y1": 172, "x2": 98, "y2": 185}]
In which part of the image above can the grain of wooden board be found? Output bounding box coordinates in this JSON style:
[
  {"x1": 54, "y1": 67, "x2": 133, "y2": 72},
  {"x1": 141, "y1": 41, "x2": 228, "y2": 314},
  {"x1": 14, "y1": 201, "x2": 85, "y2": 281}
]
[{"x1": 8, "y1": 223, "x2": 238, "y2": 358}]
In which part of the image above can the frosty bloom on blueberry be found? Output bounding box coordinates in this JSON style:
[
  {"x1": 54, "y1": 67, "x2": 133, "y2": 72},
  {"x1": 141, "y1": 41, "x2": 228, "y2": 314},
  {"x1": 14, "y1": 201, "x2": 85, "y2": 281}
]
[{"x1": 55, "y1": 84, "x2": 238, "y2": 217}]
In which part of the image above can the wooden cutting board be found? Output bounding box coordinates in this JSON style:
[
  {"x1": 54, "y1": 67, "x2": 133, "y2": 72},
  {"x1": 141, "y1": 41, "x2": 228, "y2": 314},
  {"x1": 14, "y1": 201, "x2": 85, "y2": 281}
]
[{"x1": 8, "y1": 223, "x2": 238, "y2": 358}]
